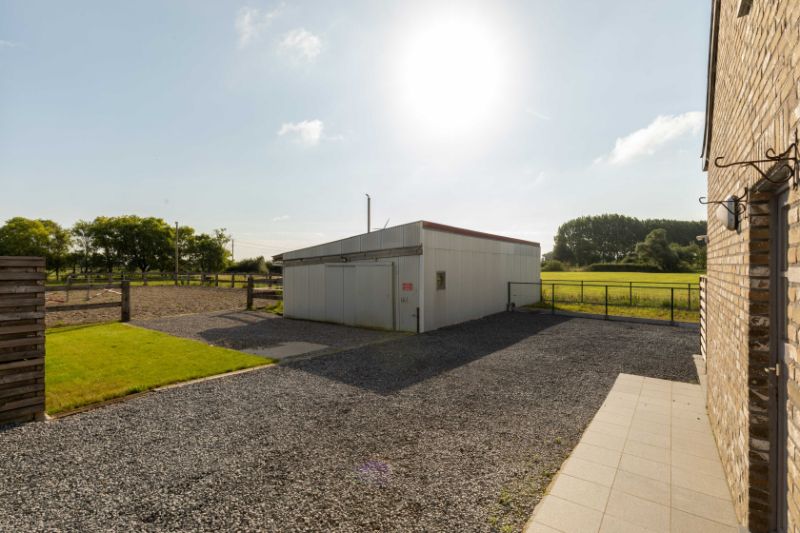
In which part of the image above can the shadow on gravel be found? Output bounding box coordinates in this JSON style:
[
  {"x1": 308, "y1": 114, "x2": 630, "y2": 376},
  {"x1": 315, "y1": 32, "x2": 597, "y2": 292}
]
[
  {"x1": 194, "y1": 311, "x2": 405, "y2": 352},
  {"x1": 285, "y1": 312, "x2": 573, "y2": 395}
]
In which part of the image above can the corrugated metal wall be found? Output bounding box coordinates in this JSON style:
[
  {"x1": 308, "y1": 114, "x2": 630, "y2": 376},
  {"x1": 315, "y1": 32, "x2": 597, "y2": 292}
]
[
  {"x1": 282, "y1": 221, "x2": 540, "y2": 332},
  {"x1": 284, "y1": 256, "x2": 420, "y2": 332},
  {"x1": 282, "y1": 222, "x2": 423, "y2": 332},
  {"x1": 421, "y1": 228, "x2": 540, "y2": 331}
]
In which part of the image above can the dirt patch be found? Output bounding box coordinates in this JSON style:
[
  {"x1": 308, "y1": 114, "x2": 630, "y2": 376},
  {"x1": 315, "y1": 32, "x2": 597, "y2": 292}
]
[{"x1": 45, "y1": 286, "x2": 253, "y2": 328}]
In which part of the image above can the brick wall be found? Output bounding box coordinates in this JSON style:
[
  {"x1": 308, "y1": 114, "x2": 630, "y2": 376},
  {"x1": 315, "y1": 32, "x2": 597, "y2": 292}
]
[{"x1": 705, "y1": 1, "x2": 800, "y2": 531}]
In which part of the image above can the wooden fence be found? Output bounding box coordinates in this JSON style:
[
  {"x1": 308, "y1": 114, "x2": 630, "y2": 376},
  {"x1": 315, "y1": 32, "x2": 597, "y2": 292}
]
[
  {"x1": 45, "y1": 281, "x2": 130, "y2": 322},
  {"x1": 52, "y1": 271, "x2": 282, "y2": 289},
  {"x1": 0, "y1": 256, "x2": 46, "y2": 425},
  {"x1": 246, "y1": 276, "x2": 283, "y2": 310}
]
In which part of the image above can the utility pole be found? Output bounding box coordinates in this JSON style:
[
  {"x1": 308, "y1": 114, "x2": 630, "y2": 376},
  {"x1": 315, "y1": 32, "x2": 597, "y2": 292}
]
[
  {"x1": 174, "y1": 221, "x2": 179, "y2": 286},
  {"x1": 366, "y1": 193, "x2": 371, "y2": 233}
]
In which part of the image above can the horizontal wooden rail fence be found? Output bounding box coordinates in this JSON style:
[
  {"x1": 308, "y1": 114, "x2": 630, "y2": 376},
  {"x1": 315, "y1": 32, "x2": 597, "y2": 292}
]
[
  {"x1": 49, "y1": 271, "x2": 282, "y2": 289},
  {"x1": 45, "y1": 281, "x2": 130, "y2": 322},
  {"x1": 246, "y1": 276, "x2": 283, "y2": 310},
  {"x1": 0, "y1": 256, "x2": 46, "y2": 425}
]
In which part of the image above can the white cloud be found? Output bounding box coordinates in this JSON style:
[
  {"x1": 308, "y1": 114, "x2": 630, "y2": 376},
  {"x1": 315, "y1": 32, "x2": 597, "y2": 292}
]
[
  {"x1": 598, "y1": 111, "x2": 704, "y2": 165},
  {"x1": 272, "y1": 215, "x2": 290, "y2": 222},
  {"x1": 235, "y1": 6, "x2": 281, "y2": 48},
  {"x1": 277, "y1": 120, "x2": 324, "y2": 146},
  {"x1": 278, "y1": 28, "x2": 322, "y2": 62},
  {"x1": 0, "y1": 40, "x2": 21, "y2": 49}
]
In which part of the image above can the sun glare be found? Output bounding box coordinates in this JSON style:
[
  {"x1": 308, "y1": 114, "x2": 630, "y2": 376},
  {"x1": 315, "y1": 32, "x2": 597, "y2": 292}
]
[{"x1": 394, "y1": 13, "x2": 510, "y2": 143}]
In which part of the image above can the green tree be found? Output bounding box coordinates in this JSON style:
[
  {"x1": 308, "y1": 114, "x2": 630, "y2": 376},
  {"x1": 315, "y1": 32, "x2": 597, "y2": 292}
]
[
  {"x1": 552, "y1": 214, "x2": 706, "y2": 267},
  {"x1": 188, "y1": 229, "x2": 230, "y2": 272},
  {"x1": 87, "y1": 216, "x2": 122, "y2": 272},
  {"x1": 114, "y1": 216, "x2": 174, "y2": 276},
  {"x1": 0, "y1": 217, "x2": 50, "y2": 257},
  {"x1": 71, "y1": 220, "x2": 96, "y2": 273},
  {"x1": 39, "y1": 219, "x2": 72, "y2": 280},
  {"x1": 634, "y1": 229, "x2": 680, "y2": 272},
  {"x1": 226, "y1": 256, "x2": 269, "y2": 274}
]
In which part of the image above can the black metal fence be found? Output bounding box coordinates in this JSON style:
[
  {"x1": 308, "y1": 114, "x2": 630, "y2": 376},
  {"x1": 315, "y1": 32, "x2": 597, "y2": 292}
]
[{"x1": 507, "y1": 280, "x2": 701, "y2": 324}]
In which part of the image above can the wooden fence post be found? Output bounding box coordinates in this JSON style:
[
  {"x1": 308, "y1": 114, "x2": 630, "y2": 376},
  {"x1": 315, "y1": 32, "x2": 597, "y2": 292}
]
[
  {"x1": 231, "y1": 273, "x2": 235, "y2": 288},
  {"x1": 246, "y1": 276, "x2": 254, "y2": 310},
  {"x1": 215, "y1": 273, "x2": 219, "y2": 287},
  {"x1": 121, "y1": 280, "x2": 131, "y2": 322}
]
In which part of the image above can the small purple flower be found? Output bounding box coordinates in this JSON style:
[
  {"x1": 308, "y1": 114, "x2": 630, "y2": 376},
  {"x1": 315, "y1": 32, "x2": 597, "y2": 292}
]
[{"x1": 356, "y1": 460, "x2": 392, "y2": 487}]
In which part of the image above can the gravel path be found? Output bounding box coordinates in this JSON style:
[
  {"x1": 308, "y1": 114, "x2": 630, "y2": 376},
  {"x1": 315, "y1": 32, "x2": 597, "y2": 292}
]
[
  {"x1": 46, "y1": 286, "x2": 249, "y2": 328},
  {"x1": 0, "y1": 314, "x2": 698, "y2": 532},
  {"x1": 135, "y1": 311, "x2": 407, "y2": 359}
]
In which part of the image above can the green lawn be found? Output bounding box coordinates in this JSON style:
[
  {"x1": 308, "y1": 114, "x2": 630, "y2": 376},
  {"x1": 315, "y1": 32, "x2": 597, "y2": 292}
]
[
  {"x1": 45, "y1": 323, "x2": 274, "y2": 414},
  {"x1": 533, "y1": 271, "x2": 706, "y2": 323}
]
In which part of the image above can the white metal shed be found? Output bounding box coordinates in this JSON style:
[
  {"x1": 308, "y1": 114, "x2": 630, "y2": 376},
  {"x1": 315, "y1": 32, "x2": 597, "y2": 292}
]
[{"x1": 275, "y1": 221, "x2": 540, "y2": 332}]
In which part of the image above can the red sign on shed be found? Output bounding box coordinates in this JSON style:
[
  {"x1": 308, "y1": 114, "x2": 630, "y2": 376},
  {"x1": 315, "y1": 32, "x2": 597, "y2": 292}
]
[{"x1": 402, "y1": 282, "x2": 414, "y2": 291}]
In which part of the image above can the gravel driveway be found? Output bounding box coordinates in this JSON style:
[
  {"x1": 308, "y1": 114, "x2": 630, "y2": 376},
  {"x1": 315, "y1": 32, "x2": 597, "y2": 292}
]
[
  {"x1": 135, "y1": 311, "x2": 407, "y2": 360},
  {"x1": 0, "y1": 314, "x2": 698, "y2": 532}
]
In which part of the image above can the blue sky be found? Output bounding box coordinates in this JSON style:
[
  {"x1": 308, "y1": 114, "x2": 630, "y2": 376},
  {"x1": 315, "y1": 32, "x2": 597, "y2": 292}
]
[{"x1": 0, "y1": 1, "x2": 710, "y2": 257}]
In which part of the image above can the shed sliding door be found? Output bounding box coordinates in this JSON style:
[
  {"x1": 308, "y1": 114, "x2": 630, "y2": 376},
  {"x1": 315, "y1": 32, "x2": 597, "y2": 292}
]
[{"x1": 325, "y1": 263, "x2": 394, "y2": 330}]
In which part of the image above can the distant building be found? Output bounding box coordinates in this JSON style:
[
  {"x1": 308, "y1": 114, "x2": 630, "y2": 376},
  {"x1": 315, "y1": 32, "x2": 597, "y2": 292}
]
[
  {"x1": 275, "y1": 221, "x2": 540, "y2": 332},
  {"x1": 701, "y1": 1, "x2": 800, "y2": 531}
]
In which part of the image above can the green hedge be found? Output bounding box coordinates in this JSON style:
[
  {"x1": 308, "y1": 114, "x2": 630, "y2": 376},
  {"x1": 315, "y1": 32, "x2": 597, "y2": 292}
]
[
  {"x1": 585, "y1": 263, "x2": 662, "y2": 273},
  {"x1": 541, "y1": 259, "x2": 566, "y2": 272}
]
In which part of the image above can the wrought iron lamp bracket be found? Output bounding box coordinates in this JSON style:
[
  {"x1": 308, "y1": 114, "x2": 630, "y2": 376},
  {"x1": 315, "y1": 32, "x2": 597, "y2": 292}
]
[
  {"x1": 699, "y1": 188, "x2": 749, "y2": 231},
  {"x1": 713, "y1": 133, "x2": 800, "y2": 189},
  {"x1": 698, "y1": 191, "x2": 748, "y2": 216}
]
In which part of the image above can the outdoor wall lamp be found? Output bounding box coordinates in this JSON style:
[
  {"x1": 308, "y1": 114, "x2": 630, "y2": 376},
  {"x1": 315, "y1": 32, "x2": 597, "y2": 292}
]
[{"x1": 699, "y1": 191, "x2": 747, "y2": 231}]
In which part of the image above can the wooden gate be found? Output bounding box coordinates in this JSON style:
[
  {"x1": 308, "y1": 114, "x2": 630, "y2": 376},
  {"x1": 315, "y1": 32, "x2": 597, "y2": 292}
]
[{"x1": 0, "y1": 256, "x2": 46, "y2": 425}]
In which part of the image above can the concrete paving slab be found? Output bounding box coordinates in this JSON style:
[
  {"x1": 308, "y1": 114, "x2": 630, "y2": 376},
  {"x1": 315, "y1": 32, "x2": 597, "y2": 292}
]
[{"x1": 525, "y1": 373, "x2": 740, "y2": 533}]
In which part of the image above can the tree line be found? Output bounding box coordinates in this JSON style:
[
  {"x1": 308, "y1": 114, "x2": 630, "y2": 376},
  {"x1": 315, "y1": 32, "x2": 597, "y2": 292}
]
[
  {"x1": 0, "y1": 216, "x2": 251, "y2": 279},
  {"x1": 549, "y1": 214, "x2": 707, "y2": 271}
]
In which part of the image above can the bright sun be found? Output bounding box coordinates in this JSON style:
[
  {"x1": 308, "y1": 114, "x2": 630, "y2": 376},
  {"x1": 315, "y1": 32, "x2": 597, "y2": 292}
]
[{"x1": 394, "y1": 13, "x2": 510, "y2": 143}]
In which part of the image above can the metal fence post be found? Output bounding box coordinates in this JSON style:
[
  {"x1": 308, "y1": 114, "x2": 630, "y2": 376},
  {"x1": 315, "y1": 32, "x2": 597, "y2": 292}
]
[
  {"x1": 580, "y1": 280, "x2": 584, "y2": 303},
  {"x1": 247, "y1": 275, "x2": 254, "y2": 310},
  {"x1": 629, "y1": 282, "x2": 633, "y2": 306},
  {"x1": 670, "y1": 287, "x2": 675, "y2": 324},
  {"x1": 121, "y1": 280, "x2": 131, "y2": 322},
  {"x1": 551, "y1": 283, "x2": 555, "y2": 314},
  {"x1": 604, "y1": 285, "x2": 609, "y2": 319},
  {"x1": 687, "y1": 283, "x2": 691, "y2": 311}
]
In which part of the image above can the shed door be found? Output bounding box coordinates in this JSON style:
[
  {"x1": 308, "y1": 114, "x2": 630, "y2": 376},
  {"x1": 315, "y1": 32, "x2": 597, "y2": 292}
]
[{"x1": 324, "y1": 263, "x2": 394, "y2": 330}]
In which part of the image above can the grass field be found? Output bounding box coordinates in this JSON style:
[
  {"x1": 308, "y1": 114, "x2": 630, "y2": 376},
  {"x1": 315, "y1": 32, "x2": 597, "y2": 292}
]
[
  {"x1": 46, "y1": 323, "x2": 274, "y2": 414},
  {"x1": 531, "y1": 271, "x2": 705, "y2": 322}
]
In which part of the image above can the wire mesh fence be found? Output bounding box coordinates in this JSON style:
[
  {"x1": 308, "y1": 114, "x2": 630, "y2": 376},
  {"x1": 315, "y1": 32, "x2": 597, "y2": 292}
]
[{"x1": 508, "y1": 280, "x2": 701, "y2": 324}]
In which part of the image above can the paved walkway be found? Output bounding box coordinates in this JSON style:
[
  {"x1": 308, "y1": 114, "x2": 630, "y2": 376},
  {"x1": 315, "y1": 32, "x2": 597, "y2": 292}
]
[{"x1": 524, "y1": 373, "x2": 739, "y2": 533}]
